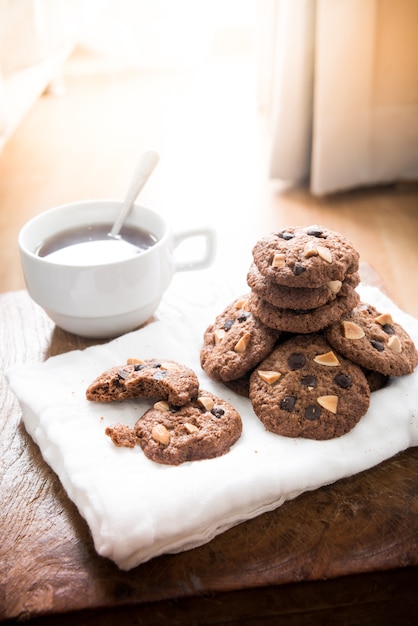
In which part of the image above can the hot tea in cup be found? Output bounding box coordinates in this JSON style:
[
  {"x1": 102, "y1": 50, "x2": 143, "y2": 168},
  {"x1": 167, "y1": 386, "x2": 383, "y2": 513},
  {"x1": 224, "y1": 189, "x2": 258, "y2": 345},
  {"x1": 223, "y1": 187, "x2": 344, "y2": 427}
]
[{"x1": 36, "y1": 223, "x2": 157, "y2": 265}]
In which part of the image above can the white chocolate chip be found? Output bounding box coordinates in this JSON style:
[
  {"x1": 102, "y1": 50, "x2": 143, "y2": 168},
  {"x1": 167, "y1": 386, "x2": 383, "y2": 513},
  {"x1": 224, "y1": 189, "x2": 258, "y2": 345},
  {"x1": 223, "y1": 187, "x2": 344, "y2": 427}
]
[
  {"x1": 153, "y1": 400, "x2": 170, "y2": 412},
  {"x1": 342, "y1": 320, "x2": 365, "y2": 340},
  {"x1": 387, "y1": 335, "x2": 402, "y2": 354},
  {"x1": 161, "y1": 362, "x2": 181, "y2": 371},
  {"x1": 234, "y1": 332, "x2": 251, "y2": 353},
  {"x1": 303, "y1": 241, "x2": 318, "y2": 258},
  {"x1": 151, "y1": 424, "x2": 170, "y2": 445},
  {"x1": 374, "y1": 313, "x2": 394, "y2": 326},
  {"x1": 314, "y1": 351, "x2": 340, "y2": 366},
  {"x1": 316, "y1": 245, "x2": 333, "y2": 263},
  {"x1": 272, "y1": 252, "x2": 286, "y2": 268},
  {"x1": 328, "y1": 280, "x2": 342, "y2": 294},
  {"x1": 235, "y1": 298, "x2": 250, "y2": 310},
  {"x1": 257, "y1": 370, "x2": 282, "y2": 385},
  {"x1": 197, "y1": 395, "x2": 215, "y2": 411},
  {"x1": 317, "y1": 395, "x2": 338, "y2": 414},
  {"x1": 214, "y1": 329, "x2": 226, "y2": 345},
  {"x1": 184, "y1": 422, "x2": 199, "y2": 434}
]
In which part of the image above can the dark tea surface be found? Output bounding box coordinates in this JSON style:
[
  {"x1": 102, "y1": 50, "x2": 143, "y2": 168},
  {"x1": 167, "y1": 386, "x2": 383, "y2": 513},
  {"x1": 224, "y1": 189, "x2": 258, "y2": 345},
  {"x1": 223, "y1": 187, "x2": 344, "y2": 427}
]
[{"x1": 36, "y1": 223, "x2": 157, "y2": 265}]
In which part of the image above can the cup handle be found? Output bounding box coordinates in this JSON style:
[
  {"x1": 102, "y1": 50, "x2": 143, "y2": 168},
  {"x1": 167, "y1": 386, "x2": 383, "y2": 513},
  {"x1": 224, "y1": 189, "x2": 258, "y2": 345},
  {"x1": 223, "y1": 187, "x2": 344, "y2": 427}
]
[{"x1": 173, "y1": 227, "x2": 216, "y2": 272}]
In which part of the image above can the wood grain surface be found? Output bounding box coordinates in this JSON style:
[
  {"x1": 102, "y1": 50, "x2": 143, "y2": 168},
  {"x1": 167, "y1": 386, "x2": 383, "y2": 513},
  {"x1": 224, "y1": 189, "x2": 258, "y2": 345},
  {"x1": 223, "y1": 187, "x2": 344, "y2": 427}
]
[{"x1": 1, "y1": 266, "x2": 418, "y2": 625}]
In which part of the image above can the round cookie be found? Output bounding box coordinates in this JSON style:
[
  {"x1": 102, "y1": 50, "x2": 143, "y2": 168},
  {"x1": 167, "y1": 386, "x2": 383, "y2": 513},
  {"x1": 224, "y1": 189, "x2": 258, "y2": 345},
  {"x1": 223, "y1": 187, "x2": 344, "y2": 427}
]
[
  {"x1": 252, "y1": 225, "x2": 359, "y2": 288},
  {"x1": 362, "y1": 368, "x2": 390, "y2": 393},
  {"x1": 200, "y1": 295, "x2": 279, "y2": 382},
  {"x1": 86, "y1": 358, "x2": 199, "y2": 406},
  {"x1": 247, "y1": 263, "x2": 360, "y2": 310},
  {"x1": 247, "y1": 288, "x2": 360, "y2": 334},
  {"x1": 134, "y1": 390, "x2": 242, "y2": 465},
  {"x1": 249, "y1": 334, "x2": 370, "y2": 440},
  {"x1": 325, "y1": 303, "x2": 418, "y2": 376},
  {"x1": 223, "y1": 369, "x2": 253, "y2": 398}
]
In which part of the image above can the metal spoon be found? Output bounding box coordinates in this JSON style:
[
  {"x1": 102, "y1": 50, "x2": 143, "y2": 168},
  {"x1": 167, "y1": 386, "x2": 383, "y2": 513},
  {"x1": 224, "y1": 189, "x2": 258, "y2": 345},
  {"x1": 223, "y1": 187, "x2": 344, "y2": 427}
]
[{"x1": 109, "y1": 150, "x2": 160, "y2": 238}]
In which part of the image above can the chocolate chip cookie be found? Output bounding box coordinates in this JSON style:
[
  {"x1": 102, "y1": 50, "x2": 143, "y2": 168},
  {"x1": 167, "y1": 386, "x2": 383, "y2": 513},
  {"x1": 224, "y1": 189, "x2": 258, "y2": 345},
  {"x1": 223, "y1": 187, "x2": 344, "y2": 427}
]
[
  {"x1": 247, "y1": 263, "x2": 360, "y2": 310},
  {"x1": 248, "y1": 288, "x2": 360, "y2": 334},
  {"x1": 200, "y1": 295, "x2": 279, "y2": 382},
  {"x1": 252, "y1": 226, "x2": 359, "y2": 288},
  {"x1": 362, "y1": 368, "x2": 390, "y2": 392},
  {"x1": 134, "y1": 390, "x2": 242, "y2": 465},
  {"x1": 86, "y1": 358, "x2": 199, "y2": 406},
  {"x1": 223, "y1": 369, "x2": 253, "y2": 398},
  {"x1": 325, "y1": 303, "x2": 418, "y2": 376},
  {"x1": 249, "y1": 334, "x2": 370, "y2": 439}
]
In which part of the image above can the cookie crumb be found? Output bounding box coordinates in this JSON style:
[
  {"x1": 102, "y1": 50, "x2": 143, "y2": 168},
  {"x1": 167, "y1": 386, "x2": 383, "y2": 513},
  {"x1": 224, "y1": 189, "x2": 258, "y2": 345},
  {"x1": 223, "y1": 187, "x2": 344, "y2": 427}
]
[{"x1": 105, "y1": 423, "x2": 137, "y2": 448}]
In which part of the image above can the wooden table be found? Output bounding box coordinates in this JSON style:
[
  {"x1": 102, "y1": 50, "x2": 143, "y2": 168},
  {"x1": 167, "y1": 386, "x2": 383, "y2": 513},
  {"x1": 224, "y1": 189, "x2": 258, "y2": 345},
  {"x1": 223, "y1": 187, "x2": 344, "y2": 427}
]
[{"x1": 1, "y1": 268, "x2": 418, "y2": 625}]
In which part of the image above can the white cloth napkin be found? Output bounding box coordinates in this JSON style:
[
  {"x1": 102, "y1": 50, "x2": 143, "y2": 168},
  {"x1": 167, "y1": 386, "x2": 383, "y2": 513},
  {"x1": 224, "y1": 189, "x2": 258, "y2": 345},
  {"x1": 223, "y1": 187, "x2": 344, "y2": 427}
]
[{"x1": 5, "y1": 278, "x2": 418, "y2": 570}]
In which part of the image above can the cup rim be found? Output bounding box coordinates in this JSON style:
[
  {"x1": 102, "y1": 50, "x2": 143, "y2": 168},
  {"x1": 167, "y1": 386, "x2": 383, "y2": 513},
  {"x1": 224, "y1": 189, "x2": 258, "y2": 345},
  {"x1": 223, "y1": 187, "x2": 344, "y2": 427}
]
[{"x1": 18, "y1": 199, "x2": 169, "y2": 269}]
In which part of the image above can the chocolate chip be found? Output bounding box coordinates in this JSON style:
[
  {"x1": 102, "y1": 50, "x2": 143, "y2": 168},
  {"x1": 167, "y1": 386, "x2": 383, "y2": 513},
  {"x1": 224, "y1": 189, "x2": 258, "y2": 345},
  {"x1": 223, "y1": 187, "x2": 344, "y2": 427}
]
[
  {"x1": 117, "y1": 368, "x2": 130, "y2": 380},
  {"x1": 134, "y1": 363, "x2": 145, "y2": 371},
  {"x1": 211, "y1": 407, "x2": 225, "y2": 418},
  {"x1": 288, "y1": 352, "x2": 306, "y2": 370},
  {"x1": 153, "y1": 370, "x2": 167, "y2": 380},
  {"x1": 334, "y1": 373, "x2": 353, "y2": 388},
  {"x1": 280, "y1": 396, "x2": 296, "y2": 411},
  {"x1": 371, "y1": 340, "x2": 385, "y2": 352},
  {"x1": 223, "y1": 319, "x2": 234, "y2": 331},
  {"x1": 301, "y1": 375, "x2": 317, "y2": 388},
  {"x1": 293, "y1": 262, "x2": 306, "y2": 276},
  {"x1": 278, "y1": 230, "x2": 294, "y2": 240},
  {"x1": 305, "y1": 405, "x2": 321, "y2": 420},
  {"x1": 382, "y1": 324, "x2": 395, "y2": 335},
  {"x1": 153, "y1": 363, "x2": 162, "y2": 368},
  {"x1": 305, "y1": 226, "x2": 325, "y2": 238},
  {"x1": 237, "y1": 311, "x2": 251, "y2": 323}
]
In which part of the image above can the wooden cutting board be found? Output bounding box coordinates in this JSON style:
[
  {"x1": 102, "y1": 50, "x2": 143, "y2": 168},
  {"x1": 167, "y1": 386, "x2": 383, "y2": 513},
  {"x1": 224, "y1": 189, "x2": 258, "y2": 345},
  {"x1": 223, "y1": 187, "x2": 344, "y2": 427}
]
[{"x1": 1, "y1": 264, "x2": 418, "y2": 625}]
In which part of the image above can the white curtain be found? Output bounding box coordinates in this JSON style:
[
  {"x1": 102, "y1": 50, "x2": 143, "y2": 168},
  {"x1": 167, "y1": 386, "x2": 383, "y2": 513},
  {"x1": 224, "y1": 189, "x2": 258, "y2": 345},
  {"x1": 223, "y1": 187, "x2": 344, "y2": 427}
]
[{"x1": 260, "y1": 0, "x2": 418, "y2": 195}]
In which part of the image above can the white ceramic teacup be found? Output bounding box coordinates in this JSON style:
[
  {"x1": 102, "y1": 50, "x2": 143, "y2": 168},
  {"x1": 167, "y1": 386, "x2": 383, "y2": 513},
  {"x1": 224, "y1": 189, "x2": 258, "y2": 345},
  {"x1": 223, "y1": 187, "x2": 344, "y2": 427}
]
[{"x1": 18, "y1": 200, "x2": 216, "y2": 338}]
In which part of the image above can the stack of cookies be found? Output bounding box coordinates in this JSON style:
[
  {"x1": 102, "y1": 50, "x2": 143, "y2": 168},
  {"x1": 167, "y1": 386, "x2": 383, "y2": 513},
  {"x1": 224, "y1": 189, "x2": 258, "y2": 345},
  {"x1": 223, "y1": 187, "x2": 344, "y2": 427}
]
[
  {"x1": 247, "y1": 225, "x2": 361, "y2": 334},
  {"x1": 200, "y1": 225, "x2": 418, "y2": 441}
]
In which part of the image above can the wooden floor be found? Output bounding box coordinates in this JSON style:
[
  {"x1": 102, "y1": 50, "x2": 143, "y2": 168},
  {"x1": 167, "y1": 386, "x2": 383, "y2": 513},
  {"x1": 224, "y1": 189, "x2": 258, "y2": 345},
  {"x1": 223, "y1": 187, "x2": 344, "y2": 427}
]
[{"x1": 1, "y1": 46, "x2": 418, "y2": 317}]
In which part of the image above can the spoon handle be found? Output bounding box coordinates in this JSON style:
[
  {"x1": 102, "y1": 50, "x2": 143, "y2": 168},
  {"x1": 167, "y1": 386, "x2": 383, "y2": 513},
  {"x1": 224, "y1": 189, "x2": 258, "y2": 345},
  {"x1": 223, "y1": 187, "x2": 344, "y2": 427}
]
[{"x1": 109, "y1": 150, "x2": 160, "y2": 237}]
